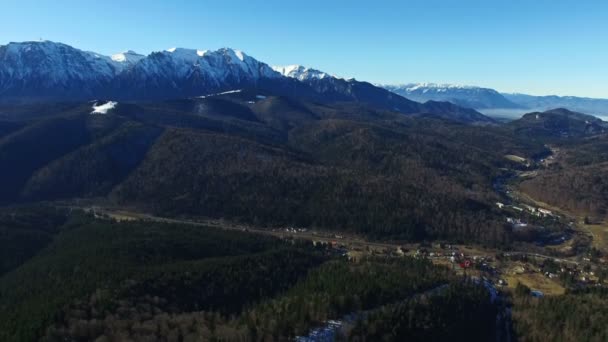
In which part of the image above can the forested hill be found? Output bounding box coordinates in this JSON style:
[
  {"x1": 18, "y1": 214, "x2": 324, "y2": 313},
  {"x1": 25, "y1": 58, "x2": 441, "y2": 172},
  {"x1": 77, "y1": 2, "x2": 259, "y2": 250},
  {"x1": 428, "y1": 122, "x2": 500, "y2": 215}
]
[
  {"x1": 0, "y1": 93, "x2": 548, "y2": 244},
  {"x1": 519, "y1": 132, "x2": 608, "y2": 219},
  {"x1": 0, "y1": 209, "x2": 503, "y2": 341},
  {"x1": 507, "y1": 108, "x2": 608, "y2": 140}
]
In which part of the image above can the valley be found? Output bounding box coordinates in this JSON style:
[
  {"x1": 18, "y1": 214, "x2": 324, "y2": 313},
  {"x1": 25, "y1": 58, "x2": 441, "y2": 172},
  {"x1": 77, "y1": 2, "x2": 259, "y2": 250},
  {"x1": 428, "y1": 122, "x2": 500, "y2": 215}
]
[
  {"x1": 2, "y1": 99, "x2": 608, "y2": 341},
  {"x1": 1, "y1": 39, "x2": 608, "y2": 342},
  {"x1": 69, "y1": 154, "x2": 604, "y2": 297}
]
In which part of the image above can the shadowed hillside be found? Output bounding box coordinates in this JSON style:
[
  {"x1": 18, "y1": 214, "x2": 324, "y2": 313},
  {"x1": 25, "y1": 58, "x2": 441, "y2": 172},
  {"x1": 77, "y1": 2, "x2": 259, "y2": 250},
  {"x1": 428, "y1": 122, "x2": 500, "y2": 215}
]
[{"x1": 0, "y1": 94, "x2": 548, "y2": 244}]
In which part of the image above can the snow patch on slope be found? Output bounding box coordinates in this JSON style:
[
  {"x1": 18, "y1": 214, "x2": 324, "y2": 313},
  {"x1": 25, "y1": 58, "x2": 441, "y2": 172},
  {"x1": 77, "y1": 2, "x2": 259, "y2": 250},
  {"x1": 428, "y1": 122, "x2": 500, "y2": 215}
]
[
  {"x1": 111, "y1": 50, "x2": 145, "y2": 64},
  {"x1": 199, "y1": 90, "x2": 242, "y2": 99},
  {"x1": 91, "y1": 101, "x2": 117, "y2": 114}
]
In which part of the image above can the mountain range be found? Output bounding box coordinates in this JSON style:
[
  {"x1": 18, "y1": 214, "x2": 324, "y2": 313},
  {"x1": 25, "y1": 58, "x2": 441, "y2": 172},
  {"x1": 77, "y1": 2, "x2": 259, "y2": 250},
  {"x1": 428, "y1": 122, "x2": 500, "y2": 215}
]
[
  {"x1": 502, "y1": 93, "x2": 608, "y2": 117},
  {"x1": 7, "y1": 40, "x2": 605, "y2": 123},
  {"x1": 382, "y1": 83, "x2": 608, "y2": 118},
  {"x1": 0, "y1": 41, "x2": 493, "y2": 124},
  {"x1": 383, "y1": 83, "x2": 523, "y2": 110}
]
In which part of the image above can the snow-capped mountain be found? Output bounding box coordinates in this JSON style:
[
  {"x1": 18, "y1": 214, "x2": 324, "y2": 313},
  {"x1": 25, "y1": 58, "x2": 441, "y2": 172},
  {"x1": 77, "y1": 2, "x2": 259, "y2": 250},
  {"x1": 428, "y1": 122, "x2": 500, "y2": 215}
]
[
  {"x1": 113, "y1": 47, "x2": 284, "y2": 99},
  {"x1": 0, "y1": 41, "x2": 494, "y2": 123},
  {"x1": 140, "y1": 47, "x2": 279, "y2": 81},
  {"x1": 0, "y1": 41, "x2": 121, "y2": 100},
  {"x1": 0, "y1": 41, "x2": 286, "y2": 101},
  {"x1": 273, "y1": 65, "x2": 493, "y2": 123},
  {"x1": 383, "y1": 83, "x2": 522, "y2": 109},
  {"x1": 271, "y1": 64, "x2": 423, "y2": 113},
  {"x1": 383, "y1": 83, "x2": 608, "y2": 118},
  {"x1": 272, "y1": 65, "x2": 332, "y2": 81}
]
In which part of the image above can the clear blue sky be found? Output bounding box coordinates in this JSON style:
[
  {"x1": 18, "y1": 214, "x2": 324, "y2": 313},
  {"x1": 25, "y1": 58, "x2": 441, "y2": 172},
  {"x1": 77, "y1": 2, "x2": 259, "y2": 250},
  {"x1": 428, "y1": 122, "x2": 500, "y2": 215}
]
[{"x1": 1, "y1": 0, "x2": 607, "y2": 97}]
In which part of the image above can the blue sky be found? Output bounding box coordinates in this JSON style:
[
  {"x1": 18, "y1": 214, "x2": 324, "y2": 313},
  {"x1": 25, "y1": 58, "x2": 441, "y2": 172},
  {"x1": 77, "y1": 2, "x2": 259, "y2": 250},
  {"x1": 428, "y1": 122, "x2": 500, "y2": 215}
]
[{"x1": 1, "y1": 0, "x2": 607, "y2": 97}]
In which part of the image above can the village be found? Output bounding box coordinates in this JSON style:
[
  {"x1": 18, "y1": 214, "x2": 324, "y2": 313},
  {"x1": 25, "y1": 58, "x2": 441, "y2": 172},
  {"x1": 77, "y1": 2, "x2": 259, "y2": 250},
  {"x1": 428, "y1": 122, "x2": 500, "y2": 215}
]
[
  {"x1": 279, "y1": 163, "x2": 608, "y2": 298},
  {"x1": 295, "y1": 229, "x2": 608, "y2": 298}
]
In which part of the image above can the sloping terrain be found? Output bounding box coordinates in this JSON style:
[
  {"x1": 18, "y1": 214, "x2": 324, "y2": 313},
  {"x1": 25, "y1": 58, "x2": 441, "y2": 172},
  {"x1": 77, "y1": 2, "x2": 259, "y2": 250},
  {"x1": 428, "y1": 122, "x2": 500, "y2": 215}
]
[
  {"x1": 0, "y1": 113, "x2": 126, "y2": 202},
  {"x1": 519, "y1": 132, "x2": 608, "y2": 219},
  {"x1": 0, "y1": 41, "x2": 493, "y2": 124},
  {"x1": 0, "y1": 94, "x2": 548, "y2": 244},
  {"x1": 0, "y1": 211, "x2": 503, "y2": 342},
  {"x1": 0, "y1": 120, "x2": 24, "y2": 138},
  {"x1": 21, "y1": 122, "x2": 164, "y2": 200}
]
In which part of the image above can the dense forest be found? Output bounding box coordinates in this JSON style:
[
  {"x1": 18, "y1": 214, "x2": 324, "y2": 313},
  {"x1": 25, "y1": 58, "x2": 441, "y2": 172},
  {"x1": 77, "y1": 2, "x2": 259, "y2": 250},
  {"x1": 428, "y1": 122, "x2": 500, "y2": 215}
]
[
  {"x1": 0, "y1": 113, "x2": 127, "y2": 202},
  {"x1": 44, "y1": 258, "x2": 458, "y2": 341},
  {"x1": 345, "y1": 282, "x2": 499, "y2": 341},
  {"x1": 513, "y1": 110, "x2": 608, "y2": 219},
  {"x1": 2, "y1": 208, "x2": 606, "y2": 341},
  {"x1": 0, "y1": 94, "x2": 549, "y2": 244},
  {"x1": 111, "y1": 125, "x2": 509, "y2": 243},
  {"x1": 519, "y1": 134, "x2": 608, "y2": 218},
  {"x1": 0, "y1": 206, "x2": 70, "y2": 275},
  {"x1": 0, "y1": 210, "x2": 326, "y2": 341},
  {"x1": 0, "y1": 210, "x2": 504, "y2": 341},
  {"x1": 511, "y1": 284, "x2": 608, "y2": 342},
  {"x1": 520, "y1": 163, "x2": 608, "y2": 217},
  {"x1": 506, "y1": 108, "x2": 608, "y2": 141}
]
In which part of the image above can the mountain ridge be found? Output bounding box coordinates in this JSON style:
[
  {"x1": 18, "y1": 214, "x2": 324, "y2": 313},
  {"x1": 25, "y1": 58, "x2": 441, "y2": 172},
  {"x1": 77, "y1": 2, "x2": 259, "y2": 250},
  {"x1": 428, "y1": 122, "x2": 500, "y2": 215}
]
[
  {"x1": 382, "y1": 82, "x2": 608, "y2": 117},
  {"x1": 383, "y1": 83, "x2": 524, "y2": 109},
  {"x1": 0, "y1": 41, "x2": 492, "y2": 123}
]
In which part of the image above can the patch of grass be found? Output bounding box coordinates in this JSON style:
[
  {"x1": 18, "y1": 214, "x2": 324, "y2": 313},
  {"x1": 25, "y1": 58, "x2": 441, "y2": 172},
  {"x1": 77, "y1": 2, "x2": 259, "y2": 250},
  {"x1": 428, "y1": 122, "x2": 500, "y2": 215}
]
[
  {"x1": 585, "y1": 221, "x2": 608, "y2": 253},
  {"x1": 505, "y1": 273, "x2": 565, "y2": 296}
]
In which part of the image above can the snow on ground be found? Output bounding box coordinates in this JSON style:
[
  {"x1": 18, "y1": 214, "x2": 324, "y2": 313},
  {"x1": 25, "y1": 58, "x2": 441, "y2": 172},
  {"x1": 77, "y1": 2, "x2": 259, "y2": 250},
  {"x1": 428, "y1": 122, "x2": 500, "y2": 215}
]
[
  {"x1": 199, "y1": 89, "x2": 243, "y2": 99},
  {"x1": 111, "y1": 50, "x2": 145, "y2": 64},
  {"x1": 91, "y1": 101, "x2": 118, "y2": 114}
]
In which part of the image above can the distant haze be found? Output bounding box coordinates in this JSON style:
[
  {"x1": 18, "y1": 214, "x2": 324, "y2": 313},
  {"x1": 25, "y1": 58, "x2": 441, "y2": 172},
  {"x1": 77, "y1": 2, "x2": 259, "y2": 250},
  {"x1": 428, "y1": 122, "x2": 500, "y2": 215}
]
[{"x1": 477, "y1": 108, "x2": 539, "y2": 121}]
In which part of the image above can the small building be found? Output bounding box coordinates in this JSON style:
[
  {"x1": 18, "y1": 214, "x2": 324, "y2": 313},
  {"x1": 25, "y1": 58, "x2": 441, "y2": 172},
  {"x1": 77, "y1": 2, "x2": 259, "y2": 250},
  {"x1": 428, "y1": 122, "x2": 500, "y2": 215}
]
[
  {"x1": 512, "y1": 206, "x2": 524, "y2": 212},
  {"x1": 538, "y1": 208, "x2": 553, "y2": 216},
  {"x1": 496, "y1": 202, "x2": 505, "y2": 209}
]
